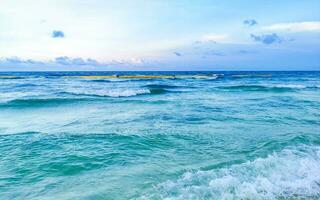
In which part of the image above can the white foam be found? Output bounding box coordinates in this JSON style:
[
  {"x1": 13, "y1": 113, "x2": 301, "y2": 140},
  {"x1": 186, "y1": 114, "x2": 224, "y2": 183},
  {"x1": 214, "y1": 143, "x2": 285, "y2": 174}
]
[
  {"x1": 274, "y1": 84, "x2": 306, "y2": 89},
  {"x1": 149, "y1": 145, "x2": 320, "y2": 200},
  {"x1": 67, "y1": 88, "x2": 150, "y2": 97},
  {"x1": 98, "y1": 89, "x2": 150, "y2": 97}
]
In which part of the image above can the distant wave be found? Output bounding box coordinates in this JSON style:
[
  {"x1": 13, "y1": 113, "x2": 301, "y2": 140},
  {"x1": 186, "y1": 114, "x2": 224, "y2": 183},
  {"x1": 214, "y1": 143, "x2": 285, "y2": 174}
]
[
  {"x1": 274, "y1": 84, "x2": 307, "y2": 89},
  {"x1": 217, "y1": 84, "x2": 317, "y2": 92},
  {"x1": 0, "y1": 87, "x2": 174, "y2": 107},
  {"x1": 143, "y1": 84, "x2": 188, "y2": 92},
  {"x1": 87, "y1": 79, "x2": 112, "y2": 83},
  {"x1": 175, "y1": 74, "x2": 221, "y2": 80},
  {"x1": 0, "y1": 98, "x2": 91, "y2": 107},
  {"x1": 0, "y1": 89, "x2": 151, "y2": 107},
  {"x1": 0, "y1": 76, "x2": 26, "y2": 79},
  {"x1": 144, "y1": 84, "x2": 183, "y2": 89},
  {"x1": 63, "y1": 74, "x2": 221, "y2": 80},
  {"x1": 63, "y1": 88, "x2": 152, "y2": 97},
  {"x1": 147, "y1": 145, "x2": 320, "y2": 200},
  {"x1": 15, "y1": 83, "x2": 45, "y2": 87},
  {"x1": 88, "y1": 78, "x2": 132, "y2": 83},
  {"x1": 143, "y1": 84, "x2": 192, "y2": 94},
  {"x1": 61, "y1": 85, "x2": 180, "y2": 98},
  {"x1": 230, "y1": 74, "x2": 272, "y2": 78}
]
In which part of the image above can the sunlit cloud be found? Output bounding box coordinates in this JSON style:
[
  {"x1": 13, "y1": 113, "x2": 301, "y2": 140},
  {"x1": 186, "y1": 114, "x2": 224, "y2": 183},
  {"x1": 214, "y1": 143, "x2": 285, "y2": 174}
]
[{"x1": 262, "y1": 22, "x2": 320, "y2": 32}]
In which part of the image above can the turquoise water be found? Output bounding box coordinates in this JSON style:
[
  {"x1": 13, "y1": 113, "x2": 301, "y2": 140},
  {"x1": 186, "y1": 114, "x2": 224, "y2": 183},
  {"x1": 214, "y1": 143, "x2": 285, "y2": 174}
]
[{"x1": 0, "y1": 71, "x2": 319, "y2": 200}]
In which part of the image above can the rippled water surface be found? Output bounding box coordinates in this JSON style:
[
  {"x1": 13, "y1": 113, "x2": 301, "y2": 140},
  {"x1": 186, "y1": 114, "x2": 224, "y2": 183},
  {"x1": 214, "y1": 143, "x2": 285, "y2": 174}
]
[{"x1": 0, "y1": 71, "x2": 319, "y2": 200}]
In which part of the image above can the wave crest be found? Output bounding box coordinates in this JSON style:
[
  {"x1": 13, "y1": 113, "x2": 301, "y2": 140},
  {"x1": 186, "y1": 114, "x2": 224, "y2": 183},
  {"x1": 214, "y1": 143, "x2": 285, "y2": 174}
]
[{"x1": 64, "y1": 88, "x2": 151, "y2": 97}]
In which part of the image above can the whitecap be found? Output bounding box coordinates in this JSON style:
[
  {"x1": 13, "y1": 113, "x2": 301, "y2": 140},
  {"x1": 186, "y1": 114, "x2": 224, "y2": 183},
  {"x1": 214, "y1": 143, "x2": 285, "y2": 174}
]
[{"x1": 66, "y1": 88, "x2": 151, "y2": 97}]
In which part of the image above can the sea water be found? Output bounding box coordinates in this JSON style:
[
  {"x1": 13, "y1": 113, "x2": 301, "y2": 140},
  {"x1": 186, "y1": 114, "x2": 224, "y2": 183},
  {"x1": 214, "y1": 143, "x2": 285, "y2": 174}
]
[{"x1": 0, "y1": 71, "x2": 319, "y2": 200}]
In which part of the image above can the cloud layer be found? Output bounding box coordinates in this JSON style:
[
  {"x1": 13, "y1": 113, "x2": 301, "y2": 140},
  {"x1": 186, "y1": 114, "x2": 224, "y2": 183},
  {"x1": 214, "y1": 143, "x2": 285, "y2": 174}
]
[
  {"x1": 0, "y1": 56, "x2": 151, "y2": 70},
  {"x1": 54, "y1": 57, "x2": 101, "y2": 66}
]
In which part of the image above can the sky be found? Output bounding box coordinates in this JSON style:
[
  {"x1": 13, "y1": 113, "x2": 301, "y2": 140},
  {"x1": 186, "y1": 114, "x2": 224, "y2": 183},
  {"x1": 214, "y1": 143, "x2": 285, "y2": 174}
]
[{"x1": 0, "y1": 0, "x2": 320, "y2": 71}]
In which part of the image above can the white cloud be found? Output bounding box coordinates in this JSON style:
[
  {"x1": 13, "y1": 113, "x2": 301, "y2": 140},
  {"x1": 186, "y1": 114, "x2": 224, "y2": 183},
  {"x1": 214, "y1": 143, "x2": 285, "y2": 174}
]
[
  {"x1": 262, "y1": 21, "x2": 320, "y2": 32},
  {"x1": 201, "y1": 34, "x2": 229, "y2": 42}
]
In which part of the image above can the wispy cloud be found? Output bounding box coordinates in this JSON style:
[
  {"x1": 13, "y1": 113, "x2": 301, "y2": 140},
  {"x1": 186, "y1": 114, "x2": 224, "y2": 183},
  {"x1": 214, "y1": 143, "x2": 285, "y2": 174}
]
[
  {"x1": 250, "y1": 33, "x2": 282, "y2": 45},
  {"x1": 243, "y1": 19, "x2": 258, "y2": 27},
  {"x1": 204, "y1": 51, "x2": 225, "y2": 57},
  {"x1": 52, "y1": 30, "x2": 65, "y2": 38},
  {"x1": 262, "y1": 21, "x2": 320, "y2": 32},
  {"x1": 237, "y1": 50, "x2": 257, "y2": 54}
]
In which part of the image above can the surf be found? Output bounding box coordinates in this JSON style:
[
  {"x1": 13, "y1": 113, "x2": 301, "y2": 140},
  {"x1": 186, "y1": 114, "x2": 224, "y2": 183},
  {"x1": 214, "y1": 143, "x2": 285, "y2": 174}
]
[{"x1": 146, "y1": 145, "x2": 320, "y2": 200}]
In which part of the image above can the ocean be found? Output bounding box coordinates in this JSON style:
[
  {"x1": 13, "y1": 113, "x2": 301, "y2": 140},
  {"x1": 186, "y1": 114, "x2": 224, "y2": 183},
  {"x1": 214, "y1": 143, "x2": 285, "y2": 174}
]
[{"x1": 0, "y1": 71, "x2": 319, "y2": 200}]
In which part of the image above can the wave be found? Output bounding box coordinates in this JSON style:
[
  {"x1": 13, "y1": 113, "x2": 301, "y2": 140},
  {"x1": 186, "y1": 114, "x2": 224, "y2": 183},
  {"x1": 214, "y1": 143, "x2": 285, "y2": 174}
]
[
  {"x1": 63, "y1": 74, "x2": 221, "y2": 80},
  {"x1": 274, "y1": 84, "x2": 307, "y2": 89},
  {"x1": 0, "y1": 98, "x2": 91, "y2": 107},
  {"x1": 87, "y1": 79, "x2": 112, "y2": 83},
  {"x1": 0, "y1": 76, "x2": 26, "y2": 79},
  {"x1": 15, "y1": 83, "x2": 45, "y2": 87},
  {"x1": 175, "y1": 74, "x2": 221, "y2": 80},
  {"x1": 217, "y1": 84, "x2": 317, "y2": 92},
  {"x1": 64, "y1": 75, "x2": 175, "y2": 79},
  {"x1": 0, "y1": 89, "x2": 153, "y2": 107},
  {"x1": 0, "y1": 91, "x2": 150, "y2": 107},
  {"x1": 30, "y1": 88, "x2": 167, "y2": 99},
  {"x1": 144, "y1": 84, "x2": 183, "y2": 89},
  {"x1": 63, "y1": 88, "x2": 155, "y2": 97},
  {"x1": 0, "y1": 87, "x2": 172, "y2": 107},
  {"x1": 88, "y1": 78, "x2": 132, "y2": 83},
  {"x1": 230, "y1": 74, "x2": 272, "y2": 78},
  {"x1": 143, "y1": 84, "x2": 192, "y2": 94},
  {"x1": 217, "y1": 85, "x2": 292, "y2": 92},
  {"x1": 147, "y1": 145, "x2": 320, "y2": 200}
]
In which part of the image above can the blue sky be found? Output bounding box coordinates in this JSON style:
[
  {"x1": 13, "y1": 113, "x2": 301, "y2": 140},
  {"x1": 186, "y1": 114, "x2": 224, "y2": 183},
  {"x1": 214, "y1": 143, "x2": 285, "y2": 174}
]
[{"x1": 0, "y1": 0, "x2": 320, "y2": 71}]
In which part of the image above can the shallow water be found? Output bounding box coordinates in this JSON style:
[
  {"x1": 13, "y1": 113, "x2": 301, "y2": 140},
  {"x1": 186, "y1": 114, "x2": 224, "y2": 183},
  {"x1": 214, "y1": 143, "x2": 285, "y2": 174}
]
[{"x1": 0, "y1": 71, "x2": 319, "y2": 200}]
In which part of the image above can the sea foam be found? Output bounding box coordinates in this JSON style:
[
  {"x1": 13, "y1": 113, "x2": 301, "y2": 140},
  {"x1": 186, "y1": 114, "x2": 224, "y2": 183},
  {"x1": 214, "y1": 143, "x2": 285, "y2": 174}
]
[
  {"x1": 65, "y1": 88, "x2": 151, "y2": 97},
  {"x1": 149, "y1": 145, "x2": 320, "y2": 200}
]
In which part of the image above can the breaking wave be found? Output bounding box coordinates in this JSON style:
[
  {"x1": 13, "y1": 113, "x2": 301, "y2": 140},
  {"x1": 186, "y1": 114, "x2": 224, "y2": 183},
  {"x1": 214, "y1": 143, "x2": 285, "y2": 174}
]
[
  {"x1": 64, "y1": 88, "x2": 152, "y2": 97},
  {"x1": 0, "y1": 88, "x2": 170, "y2": 107},
  {"x1": 145, "y1": 145, "x2": 320, "y2": 200}
]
